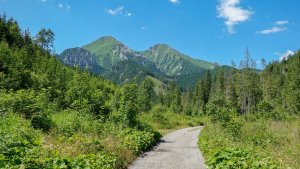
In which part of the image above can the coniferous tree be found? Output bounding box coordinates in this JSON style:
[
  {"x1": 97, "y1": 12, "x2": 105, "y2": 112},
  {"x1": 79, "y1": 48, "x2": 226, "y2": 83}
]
[
  {"x1": 137, "y1": 79, "x2": 155, "y2": 112},
  {"x1": 34, "y1": 28, "x2": 55, "y2": 54}
]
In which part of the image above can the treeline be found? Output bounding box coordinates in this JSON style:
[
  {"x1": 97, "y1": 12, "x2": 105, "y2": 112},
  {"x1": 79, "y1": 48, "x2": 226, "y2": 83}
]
[
  {"x1": 176, "y1": 49, "x2": 300, "y2": 119},
  {"x1": 0, "y1": 14, "x2": 116, "y2": 120}
]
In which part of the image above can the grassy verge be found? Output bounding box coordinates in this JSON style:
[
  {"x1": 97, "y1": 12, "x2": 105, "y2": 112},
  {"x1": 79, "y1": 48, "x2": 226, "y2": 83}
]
[
  {"x1": 198, "y1": 116, "x2": 300, "y2": 169},
  {"x1": 139, "y1": 105, "x2": 207, "y2": 135},
  {"x1": 0, "y1": 110, "x2": 160, "y2": 168}
]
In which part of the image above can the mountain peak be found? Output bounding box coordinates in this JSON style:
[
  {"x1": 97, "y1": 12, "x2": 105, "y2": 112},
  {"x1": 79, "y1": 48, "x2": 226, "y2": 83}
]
[
  {"x1": 91, "y1": 36, "x2": 121, "y2": 45},
  {"x1": 99, "y1": 36, "x2": 118, "y2": 41},
  {"x1": 152, "y1": 43, "x2": 173, "y2": 50}
]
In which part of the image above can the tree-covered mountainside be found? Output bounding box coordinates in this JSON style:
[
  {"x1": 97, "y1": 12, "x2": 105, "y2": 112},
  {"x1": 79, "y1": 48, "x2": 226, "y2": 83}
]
[{"x1": 59, "y1": 36, "x2": 218, "y2": 88}]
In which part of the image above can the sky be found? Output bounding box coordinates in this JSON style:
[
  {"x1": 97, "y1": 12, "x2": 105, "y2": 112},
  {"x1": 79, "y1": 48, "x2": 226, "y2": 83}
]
[{"x1": 0, "y1": 0, "x2": 299, "y2": 67}]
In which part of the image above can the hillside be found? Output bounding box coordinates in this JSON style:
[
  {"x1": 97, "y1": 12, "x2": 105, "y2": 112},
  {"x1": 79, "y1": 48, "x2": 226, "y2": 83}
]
[
  {"x1": 59, "y1": 36, "x2": 219, "y2": 88},
  {"x1": 141, "y1": 44, "x2": 215, "y2": 76},
  {"x1": 58, "y1": 47, "x2": 105, "y2": 74}
]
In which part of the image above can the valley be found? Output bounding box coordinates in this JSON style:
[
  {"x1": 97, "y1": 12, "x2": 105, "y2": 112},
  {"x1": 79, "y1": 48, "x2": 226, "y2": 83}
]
[{"x1": 0, "y1": 9, "x2": 300, "y2": 169}]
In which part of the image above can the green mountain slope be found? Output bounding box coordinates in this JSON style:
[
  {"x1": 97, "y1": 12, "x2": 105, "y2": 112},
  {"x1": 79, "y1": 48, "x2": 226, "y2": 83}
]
[
  {"x1": 83, "y1": 36, "x2": 136, "y2": 69},
  {"x1": 141, "y1": 44, "x2": 215, "y2": 76}
]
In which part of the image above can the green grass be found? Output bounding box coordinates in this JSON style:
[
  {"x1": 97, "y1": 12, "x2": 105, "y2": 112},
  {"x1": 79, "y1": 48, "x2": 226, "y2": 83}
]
[
  {"x1": 198, "y1": 116, "x2": 300, "y2": 169},
  {"x1": 139, "y1": 105, "x2": 207, "y2": 135}
]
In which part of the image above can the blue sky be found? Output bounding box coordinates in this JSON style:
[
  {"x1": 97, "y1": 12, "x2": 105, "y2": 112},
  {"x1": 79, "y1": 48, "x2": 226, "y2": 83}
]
[{"x1": 0, "y1": 0, "x2": 299, "y2": 66}]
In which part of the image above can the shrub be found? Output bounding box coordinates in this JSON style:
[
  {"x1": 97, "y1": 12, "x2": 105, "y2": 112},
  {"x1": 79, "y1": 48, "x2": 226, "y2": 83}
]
[
  {"x1": 257, "y1": 101, "x2": 273, "y2": 114},
  {"x1": 50, "y1": 110, "x2": 98, "y2": 137},
  {"x1": 43, "y1": 152, "x2": 120, "y2": 169},
  {"x1": 150, "y1": 104, "x2": 168, "y2": 114},
  {"x1": 0, "y1": 113, "x2": 42, "y2": 168},
  {"x1": 0, "y1": 90, "x2": 47, "y2": 118},
  {"x1": 208, "y1": 148, "x2": 279, "y2": 169},
  {"x1": 224, "y1": 117, "x2": 243, "y2": 139},
  {"x1": 31, "y1": 112, "x2": 54, "y2": 132},
  {"x1": 119, "y1": 129, "x2": 158, "y2": 155}
]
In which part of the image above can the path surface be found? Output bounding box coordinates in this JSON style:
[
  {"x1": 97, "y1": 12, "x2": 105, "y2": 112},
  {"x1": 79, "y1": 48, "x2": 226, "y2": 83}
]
[{"x1": 129, "y1": 126, "x2": 207, "y2": 169}]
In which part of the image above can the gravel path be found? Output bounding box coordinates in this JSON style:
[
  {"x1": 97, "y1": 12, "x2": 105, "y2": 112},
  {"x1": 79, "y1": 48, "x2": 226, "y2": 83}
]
[{"x1": 129, "y1": 126, "x2": 207, "y2": 169}]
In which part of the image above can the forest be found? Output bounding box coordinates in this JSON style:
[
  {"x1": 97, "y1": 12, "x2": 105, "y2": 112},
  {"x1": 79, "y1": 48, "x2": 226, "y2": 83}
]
[{"x1": 0, "y1": 15, "x2": 300, "y2": 169}]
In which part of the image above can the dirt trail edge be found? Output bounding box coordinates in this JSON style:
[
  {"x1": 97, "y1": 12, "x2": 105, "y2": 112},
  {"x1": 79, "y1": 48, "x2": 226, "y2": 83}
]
[{"x1": 128, "y1": 126, "x2": 207, "y2": 169}]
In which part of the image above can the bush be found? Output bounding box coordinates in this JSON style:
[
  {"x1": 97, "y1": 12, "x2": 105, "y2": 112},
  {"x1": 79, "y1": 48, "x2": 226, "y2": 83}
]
[
  {"x1": 0, "y1": 113, "x2": 43, "y2": 168},
  {"x1": 31, "y1": 112, "x2": 54, "y2": 132},
  {"x1": 150, "y1": 104, "x2": 168, "y2": 114},
  {"x1": 119, "y1": 129, "x2": 158, "y2": 155},
  {"x1": 51, "y1": 110, "x2": 99, "y2": 137},
  {"x1": 224, "y1": 117, "x2": 243, "y2": 139},
  {"x1": 0, "y1": 90, "x2": 47, "y2": 118},
  {"x1": 208, "y1": 148, "x2": 279, "y2": 169},
  {"x1": 257, "y1": 101, "x2": 273, "y2": 114},
  {"x1": 43, "y1": 152, "x2": 120, "y2": 169}
]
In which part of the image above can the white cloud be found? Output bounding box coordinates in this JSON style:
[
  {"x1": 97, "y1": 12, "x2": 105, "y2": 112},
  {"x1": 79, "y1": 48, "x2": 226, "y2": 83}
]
[
  {"x1": 257, "y1": 20, "x2": 289, "y2": 35},
  {"x1": 106, "y1": 6, "x2": 124, "y2": 16},
  {"x1": 58, "y1": 3, "x2": 63, "y2": 8},
  {"x1": 58, "y1": 3, "x2": 71, "y2": 11},
  {"x1": 275, "y1": 20, "x2": 288, "y2": 25},
  {"x1": 217, "y1": 0, "x2": 253, "y2": 34},
  {"x1": 279, "y1": 50, "x2": 295, "y2": 61},
  {"x1": 105, "y1": 6, "x2": 132, "y2": 17},
  {"x1": 169, "y1": 0, "x2": 180, "y2": 4},
  {"x1": 258, "y1": 27, "x2": 287, "y2": 34}
]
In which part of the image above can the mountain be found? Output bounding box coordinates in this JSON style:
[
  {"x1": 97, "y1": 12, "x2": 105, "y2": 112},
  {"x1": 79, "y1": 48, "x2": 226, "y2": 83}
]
[
  {"x1": 58, "y1": 47, "x2": 104, "y2": 74},
  {"x1": 141, "y1": 44, "x2": 215, "y2": 76},
  {"x1": 58, "y1": 36, "x2": 221, "y2": 88},
  {"x1": 83, "y1": 36, "x2": 149, "y2": 70}
]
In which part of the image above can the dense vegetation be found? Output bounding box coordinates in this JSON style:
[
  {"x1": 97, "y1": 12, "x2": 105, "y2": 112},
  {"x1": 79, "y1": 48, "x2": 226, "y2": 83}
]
[
  {"x1": 0, "y1": 15, "x2": 204, "y2": 168},
  {"x1": 192, "y1": 50, "x2": 300, "y2": 168},
  {"x1": 1, "y1": 14, "x2": 299, "y2": 169}
]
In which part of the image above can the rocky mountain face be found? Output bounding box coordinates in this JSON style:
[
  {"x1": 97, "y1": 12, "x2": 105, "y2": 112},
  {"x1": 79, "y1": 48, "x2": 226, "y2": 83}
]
[
  {"x1": 58, "y1": 47, "x2": 104, "y2": 74},
  {"x1": 58, "y1": 36, "x2": 220, "y2": 88}
]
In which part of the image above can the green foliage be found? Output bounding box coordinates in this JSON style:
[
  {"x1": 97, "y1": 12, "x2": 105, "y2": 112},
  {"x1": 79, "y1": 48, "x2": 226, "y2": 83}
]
[
  {"x1": 257, "y1": 100, "x2": 273, "y2": 114},
  {"x1": 43, "y1": 152, "x2": 120, "y2": 169},
  {"x1": 0, "y1": 113, "x2": 42, "y2": 168},
  {"x1": 31, "y1": 112, "x2": 54, "y2": 132},
  {"x1": 0, "y1": 89, "x2": 47, "y2": 118},
  {"x1": 208, "y1": 148, "x2": 279, "y2": 169},
  {"x1": 118, "y1": 84, "x2": 139, "y2": 127},
  {"x1": 51, "y1": 110, "x2": 98, "y2": 137},
  {"x1": 119, "y1": 129, "x2": 159, "y2": 155},
  {"x1": 137, "y1": 79, "x2": 155, "y2": 112},
  {"x1": 198, "y1": 119, "x2": 281, "y2": 169},
  {"x1": 34, "y1": 28, "x2": 55, "y2": 54}
]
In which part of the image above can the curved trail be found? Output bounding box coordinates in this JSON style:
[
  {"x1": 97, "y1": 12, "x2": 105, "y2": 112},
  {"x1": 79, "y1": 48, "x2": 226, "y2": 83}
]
[{"x1": 129, "y1": 126, "x2": 207, "y2": 169}]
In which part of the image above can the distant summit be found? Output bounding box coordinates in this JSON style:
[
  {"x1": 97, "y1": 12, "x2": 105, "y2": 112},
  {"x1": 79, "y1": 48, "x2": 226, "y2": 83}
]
[{"x1": 58, "y1": 36, "x2": 224, "y2": 88}]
